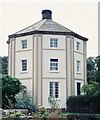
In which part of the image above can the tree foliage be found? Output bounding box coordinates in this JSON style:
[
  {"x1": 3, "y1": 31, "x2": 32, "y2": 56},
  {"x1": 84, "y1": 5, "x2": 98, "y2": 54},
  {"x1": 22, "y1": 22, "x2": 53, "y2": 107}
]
[
  {"x1": 95, "y1": 56, "x2": 100, "y2": 82},
  {"x1": 0, "y1": 56, "x2": 8, "y2": 75},
  {"x1": 87, "y1": 55, "x2": 100, "y2": 83},
  {"x1": 82, "y1": 82, "x2": 100, "y2": 96},
  {"x1": 1, "y1": 75, "x2": 26, "y2": 109}
]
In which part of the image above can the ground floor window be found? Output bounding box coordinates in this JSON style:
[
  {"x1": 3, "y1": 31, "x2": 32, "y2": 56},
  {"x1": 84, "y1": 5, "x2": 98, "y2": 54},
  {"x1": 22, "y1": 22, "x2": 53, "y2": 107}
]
[
  {"x1": 49, "y1": 82, "x2": 59, "y2": 98},
  {"x1": 77, "y1": 82, "x2": 81, "y2": 95}
]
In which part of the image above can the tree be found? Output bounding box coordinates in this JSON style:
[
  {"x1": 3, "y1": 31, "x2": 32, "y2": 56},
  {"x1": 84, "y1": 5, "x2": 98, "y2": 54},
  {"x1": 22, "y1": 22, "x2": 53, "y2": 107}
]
[
  {"x1": 1, "y1": 75, "x2": 26, "y2": 109},
  {"x1": 87, "y1": 57, "x2": 96, "y2": 83},
  {"x1": 87, "y1": 56, "x2": 100, "y2": 83},
  {"x1": 0, "y1": 56, "x2": 8, "y2": 75},
  {"x1": 82, "y1": 82, "x2": 100, "y2": 96},
  {"x1": 95, "y1": 56, "x2": 100, "y2": 83}
]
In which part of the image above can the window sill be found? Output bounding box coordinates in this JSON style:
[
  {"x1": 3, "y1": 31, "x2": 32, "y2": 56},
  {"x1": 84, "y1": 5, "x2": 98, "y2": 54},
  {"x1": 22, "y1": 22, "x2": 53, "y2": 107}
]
[
  {"x1": 50, "y1": 98, "x2": 60, "y2": 101},
  {"x1": 55, "y1": 98, "x2": 60, "y2": 101},
  {"x1": 20, "y1": 71, "x2": 28, "y2": 74},
  {"x1": 76, "y1": 72, "x2": 81, "y2": 74},
  {"x1": 49, "y1": 71, "x2": 59, "y2": 73}
]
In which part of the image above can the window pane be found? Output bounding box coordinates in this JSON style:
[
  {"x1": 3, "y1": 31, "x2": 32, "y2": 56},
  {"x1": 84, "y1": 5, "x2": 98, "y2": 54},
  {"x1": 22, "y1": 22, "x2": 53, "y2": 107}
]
[
  {"x1": 55, "y1": 82, "x2": 59, "y2": 98},
  {"x1": 22, "y1": 59, "x2": 27, "y2": 71},
  {"x1": 22, "y1": 40, "x2": 27, "y2": 49},
  {"x1": 50, "y1": 59, "x2": 58, "y2": 71},
  {"x1": 77, "y1": 42, "x2": 80, "y2": 51},
  {"x1": 77, "y1": 60, "x2": 80, "y2": 72},
  {"x1": 50, "y1": 82, "x2": 53, "y2": 97},
  {"x1": 50, "y1": 38, "x2": 58, "y2": 48},
  {"x1": 49, "y1": 82, "x2": 59, "y2": 98}
]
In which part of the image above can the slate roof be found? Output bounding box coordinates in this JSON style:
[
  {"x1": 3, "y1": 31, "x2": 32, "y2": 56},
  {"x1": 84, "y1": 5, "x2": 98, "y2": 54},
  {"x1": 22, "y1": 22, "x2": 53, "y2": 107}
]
[
  {"x1": 15, "y1": 19, "x2": 71, "y2": 34},
  {"x1": 8, "y1": 18, "x2": 88, "y2": 41}
]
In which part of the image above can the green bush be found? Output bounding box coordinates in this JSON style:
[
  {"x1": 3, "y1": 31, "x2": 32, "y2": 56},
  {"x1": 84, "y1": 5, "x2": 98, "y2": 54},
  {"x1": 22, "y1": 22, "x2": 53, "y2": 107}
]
[
  {"x1": 66, "y1": 113, "x2": 100, "y2": 120},
  {"x1": 67, "y1": 95, "x2": 100, "y2": 113},
  {"x1": 15, "y1": 90, "x2": 34, "y2": 111},
  {"x1": 39, "y1": 106, "x2": 47, "y2": 120},
  {"x1": 8, "y1": 111, "x2": 22, "y2": 120}
]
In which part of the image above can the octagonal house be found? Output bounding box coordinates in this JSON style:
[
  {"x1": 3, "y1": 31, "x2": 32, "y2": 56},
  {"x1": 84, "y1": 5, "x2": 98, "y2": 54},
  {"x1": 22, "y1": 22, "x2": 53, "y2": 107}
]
[{"x1": 7, "y1": 10, "x2": 88, "y2": 109}]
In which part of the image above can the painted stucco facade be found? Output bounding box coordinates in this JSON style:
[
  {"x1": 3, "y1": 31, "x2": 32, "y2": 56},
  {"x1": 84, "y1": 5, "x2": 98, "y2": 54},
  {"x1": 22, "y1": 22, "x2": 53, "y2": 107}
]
[{"x1": 8, "y1": 10, "x2": 88, "y2": 109}]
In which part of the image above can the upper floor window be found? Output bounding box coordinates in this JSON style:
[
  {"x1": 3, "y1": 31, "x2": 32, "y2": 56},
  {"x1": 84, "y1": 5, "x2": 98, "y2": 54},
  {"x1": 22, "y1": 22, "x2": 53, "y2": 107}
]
[
  {"x1": 49, "y1": 82, "x2": 59, "y2": 98},
  {"x1": 77, "y1": 60, "x2": 80, "y2": 72},
  {"x1": 76, "y1": 41, "x2": 80, "y2": 51},
  {"x1": 50, "y1": 38, "x2": 58, "y2": 47},
  {"x1": 50, "y1": 59, "x2": 58, "y2": 71},
  {"x1": 21, "y1": 59, "x2": 27, "y2": 71},
  {"x1": 22, "y1": 40, "x2": 27, "y2": 49}
]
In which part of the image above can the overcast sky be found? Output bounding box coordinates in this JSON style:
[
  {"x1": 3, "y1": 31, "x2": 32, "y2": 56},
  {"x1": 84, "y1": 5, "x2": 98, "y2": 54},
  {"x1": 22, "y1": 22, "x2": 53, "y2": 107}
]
[{"x1": 0, "y1": 0, "x2": 99, "y2": 57}]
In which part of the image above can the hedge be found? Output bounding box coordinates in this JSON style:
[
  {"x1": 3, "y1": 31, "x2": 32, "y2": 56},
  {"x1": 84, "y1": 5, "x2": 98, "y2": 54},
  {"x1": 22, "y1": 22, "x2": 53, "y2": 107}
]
[{"x1": 67, "y1": 95, "x2": 100, "y2": 113}]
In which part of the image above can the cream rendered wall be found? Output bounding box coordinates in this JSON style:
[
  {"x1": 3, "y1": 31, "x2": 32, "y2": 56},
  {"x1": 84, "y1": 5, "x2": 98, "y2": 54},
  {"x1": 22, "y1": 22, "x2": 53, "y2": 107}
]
[
  {"x1": 8, "y1": 40, "x2": 12, "y2": 75},
  {"x1": 42, "y1": 35, "x2": 66, "y2": 78},
  {"x1": 42, "y1": 50, "x2": 66, "y2": 78},
  {"x1": 8, "y1": 38, "x2": 15, "y2": 77},
  {"x1": 42, "y1": 35, "x2": 66, "y2": 108},
  {"x1": 42, "y1": 79, "x2": 66, "y2": 108},
  {"x1": 66, "y1": 37, "x2": 75, "y2": 97},
  {"x1": 15, "y1": 51, "x2": 32, "y2": 79},
  {"x1": 74, "y1": 37, "x2": 84, "y2": 80},
  {"x1": 14, "y1": 36, "x2": 33, "y2": 94},
  {"x1": 74, "y1": 37, "x2": 85, "y2": 95},
  {"x1": 20, "y1": 79, "x2": 32, "y2": 95},
  {"x1": 74, "y1": 53, "x2": 84, "y2": 79},
  {"x1": 74, "y1": 37, "x2": 83, "y2": 53},
  {"x1": 42, "y1": 35, "x2": 66, "y2": 49},
  {"x1": 15, "y1": 36, "x2": 33, "y2": 51},
  {"x1": 11, "y1": 40, "x2": 15, "y2": 77}
]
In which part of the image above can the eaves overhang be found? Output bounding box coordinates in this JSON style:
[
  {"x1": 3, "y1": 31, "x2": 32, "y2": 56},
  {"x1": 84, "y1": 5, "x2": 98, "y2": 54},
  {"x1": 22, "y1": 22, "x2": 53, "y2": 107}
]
[{"x1": 7, "y1": 30, "x2": 88, "y2": 44}]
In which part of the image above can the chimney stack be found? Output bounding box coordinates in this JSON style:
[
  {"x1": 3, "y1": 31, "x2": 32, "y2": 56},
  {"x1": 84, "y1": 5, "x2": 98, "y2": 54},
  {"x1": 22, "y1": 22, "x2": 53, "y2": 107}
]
[{"x1": 42, "y1": 10, "x2": 52, "y2": 20}]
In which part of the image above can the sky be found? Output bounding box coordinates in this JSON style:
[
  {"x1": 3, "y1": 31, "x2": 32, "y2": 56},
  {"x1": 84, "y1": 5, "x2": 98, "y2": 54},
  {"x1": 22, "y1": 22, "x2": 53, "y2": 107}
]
[{"x1": 0, "y1": 0, "x2": 99, "y2": 57}]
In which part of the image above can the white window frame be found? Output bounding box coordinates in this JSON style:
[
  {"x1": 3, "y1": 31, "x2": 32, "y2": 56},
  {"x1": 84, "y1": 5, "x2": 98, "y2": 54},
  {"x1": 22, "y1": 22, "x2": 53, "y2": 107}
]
[
  {"x1": 50, "y1": 58, "x2": 58, "y2": 72},
  {"x1": 49, "y1": 82, "x2": 59, "y2": 99},
  {"x1": 50, "y1": 38, "x2": 58, "y2": 48},
  {"x1": 77, "y1": 60, "x2": 80, "y2": 72},
  {"x1": 21, "y1": 59, "x2": 27, "y2": 71},
  {"x1": 76, "y1": 41, "x2": 80, "y2": 51},
  {"x1": 21, "y1": 40, "x2": 27, "y2": 49}
]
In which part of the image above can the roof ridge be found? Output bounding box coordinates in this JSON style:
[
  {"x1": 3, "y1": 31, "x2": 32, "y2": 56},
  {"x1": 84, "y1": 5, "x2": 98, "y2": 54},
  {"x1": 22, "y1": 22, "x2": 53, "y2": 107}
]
[
  {"x1": 38, "y1": 19, "x2": 47, "y2": 30},
  {"x1": 51, "y1": 20, "x2": 72, "y2": 32},
  {"x1": 15, "y1": 19, "x2": 44, "y2": 34}
]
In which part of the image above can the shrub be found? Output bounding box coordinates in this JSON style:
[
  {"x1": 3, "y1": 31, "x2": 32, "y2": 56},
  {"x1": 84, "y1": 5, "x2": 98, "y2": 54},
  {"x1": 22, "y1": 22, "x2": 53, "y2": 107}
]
[
  {"x1": 39, "y1": 106, "x2": 47, "y2": 120},
  {"x1": 48, "y1": 96, "x2": 58, "y2": 112},
  {"x1": 8, "y1": 111, "x2": 22, "y2": 120},
  {"x1": 67, "y1": 95, "x2": 100, "y2": 113},
  {"x1": 15, "y1": 90, "x2": 34, "y2": 112}
]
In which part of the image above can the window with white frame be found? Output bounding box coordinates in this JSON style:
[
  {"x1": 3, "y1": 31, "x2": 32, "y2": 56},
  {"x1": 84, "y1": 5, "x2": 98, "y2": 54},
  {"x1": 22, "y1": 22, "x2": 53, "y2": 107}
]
[
  {"x1": 50, "y1": 59, "x2": 58, "y2": 71},
  {"x1": 76, "y1": 41, "x2": 80, "y2": 51},
  {"x1": 77, "y1": 60, "x2": 80, "y2": 72},
  {"x1": 49, "y1": 82, "x2": 59, "y2": 98},
  {"x1": 21, "y1": 59, "x2": 27, "y2": 71},
  {"x1": 22, "y1": 40, "x2": 27, "y2": 49},
  {"x1": 50, "y1": 38, "x2": 58, "y2": 47}
]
